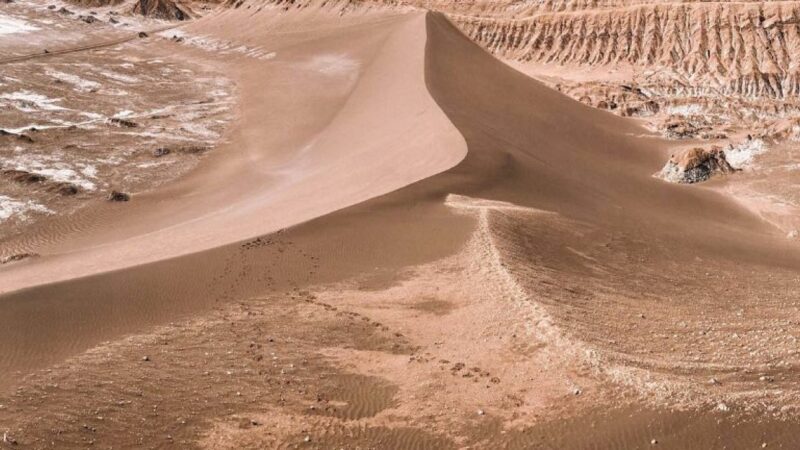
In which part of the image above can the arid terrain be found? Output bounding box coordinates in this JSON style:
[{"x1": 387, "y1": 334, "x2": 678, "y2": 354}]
[{"x1": 2, "y1": 0, "x2": 800, "y2": 448}]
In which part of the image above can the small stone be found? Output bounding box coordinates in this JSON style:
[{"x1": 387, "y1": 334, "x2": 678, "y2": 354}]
[
  {"x1": 108, "y1": 118, "x2": 138, "y2": 128},
  {"x1": 573, "y1": 388, "x2": 582, "y2": 396},
  {"x1": 303, "y1": 435, "x2": 311, "y2": 443},
  {"x1": 108, "y1": 190, "x2": 130, "y2": 202},
  {"x1": 651, "y1": 438, "x2": 658, "y2": 445},
  {"x1": 709, "y1": 377, "x2": 719, "y2": 385},
  {"x1": 142, "y1": 356, "x2": 150, "y2": 362},
  {"x1": 716, "y1": 403, "x2": 729, "y2": 412},
  {"x1": 477, "y1": 409, "x2": 485, "y2": 416}
]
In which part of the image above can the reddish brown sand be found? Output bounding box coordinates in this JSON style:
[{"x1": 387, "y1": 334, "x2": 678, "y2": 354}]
[{"x1": 2, "y1": 3, "x2": 800, "y2": 449}]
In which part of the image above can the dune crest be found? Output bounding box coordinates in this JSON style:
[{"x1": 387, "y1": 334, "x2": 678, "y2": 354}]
[
  {"x1": 3, "y1": 1, "x2": 800, "y2": 447},
  {"x1": 0, "y1": 10, "x2": 465, "y2": 295}
]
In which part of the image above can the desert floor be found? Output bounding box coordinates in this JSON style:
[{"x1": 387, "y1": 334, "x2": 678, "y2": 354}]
[{"x1": 2, "y1": 1, "x2": 800, "y2": 448}]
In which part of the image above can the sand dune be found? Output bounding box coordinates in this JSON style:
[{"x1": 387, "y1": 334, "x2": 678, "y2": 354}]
[
  {"x1": 0, "y1": 10, "x2": 465, "y2": 295},
  {"x1": 3, "y1": 1, "x2": 800, "y2": 448}
]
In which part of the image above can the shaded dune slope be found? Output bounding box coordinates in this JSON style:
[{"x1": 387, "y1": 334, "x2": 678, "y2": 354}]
[
  {"x1": 2, "y1": 8, "x2": 800, "y2": 411},
  {"x1": 423, "y1": 13, "x2": 800, "y2": 404}
]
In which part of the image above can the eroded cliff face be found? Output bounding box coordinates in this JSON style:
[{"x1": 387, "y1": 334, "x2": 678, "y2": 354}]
[
  {"x1": 132, "y1": 0, "x2": 190, "y2": 19},
  {"x1": 453, "y1": 2, "x2": 800, "y2": 98}
]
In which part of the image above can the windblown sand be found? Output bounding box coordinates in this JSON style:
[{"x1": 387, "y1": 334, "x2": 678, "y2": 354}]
[{"x1": 2, "y1": 1, "x2": 800, "y2": 449}]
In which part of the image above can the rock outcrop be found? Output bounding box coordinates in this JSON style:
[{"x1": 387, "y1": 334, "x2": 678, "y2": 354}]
[
  {"x1": 658, "y1": 146, "x2": 738, "y2": 184},
  {"x1": 132, "y1": 0, "x2": 189, "y2": 19}
]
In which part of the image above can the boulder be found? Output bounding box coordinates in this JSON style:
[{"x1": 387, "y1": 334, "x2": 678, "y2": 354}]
[
  {"x1": 658, "y1": 146, "x2": 738, "y2": 184},
  {"x1": 108, "y1": 190, "x2": 130, "y2": 202}
]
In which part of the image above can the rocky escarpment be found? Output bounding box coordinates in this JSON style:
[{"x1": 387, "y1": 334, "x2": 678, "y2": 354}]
[
  {"x1": 658, "y1": 146, "x2": 738, "y2": 184},
  {"x1": 452, "y1": 2, "x2": 800, "y2": 98}
]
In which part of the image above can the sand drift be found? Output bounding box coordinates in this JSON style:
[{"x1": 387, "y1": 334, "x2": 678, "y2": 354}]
[{"x1": 2, "y1": 2, "x2": 800, "y2": 448}]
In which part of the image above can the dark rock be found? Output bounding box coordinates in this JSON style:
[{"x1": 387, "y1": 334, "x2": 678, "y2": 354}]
[
  {"x1": 178, "y1": 145, "x2": 210, "y2": 154},
  {"x1": 0, "y1": 130, "x2": 33, "y2": 143},
  {"x1": 138, "y1": 31, "x2": 149, "y2": 38},
  {"x1": 664, "y1": 120, "x2": 707, "y2": 139},
  {"x1": 2, "y1": 169, "x2": 46, "y2": 184},
  {"x1": 108, "y1": 190, "x2": 130, "y2": 202},
  {"x1": 153, "y1": 147, "x2": 171, "y2": 157},
  {"x1": 108, "y1": 118, "x2": 138, "y2": 128},
  {"x1": 51, "y1": 182, "x2": 80, "y2": 196},
  {"x1": 1, "y1": 253, "x2": 39, "y2": 265}
]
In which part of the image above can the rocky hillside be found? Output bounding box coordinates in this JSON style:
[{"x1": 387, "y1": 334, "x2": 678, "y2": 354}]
[
  {"x1": 452, "y1": 1, "x2": 800, "y2": 98},
  {"x1": 132, "y1": 0, "x2": 190, "y2": 20}
]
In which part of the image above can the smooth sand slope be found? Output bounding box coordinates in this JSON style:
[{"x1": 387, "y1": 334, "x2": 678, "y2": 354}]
[
  {"x1": 2, "y1": 5, "x2": 800, "y2": 447},
  {"x1": 0, "y1": 10, "x2": 466, "y2": 294},
  {"x1": 1, "y1": 9, "x2": 469, "y2": 385}
]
